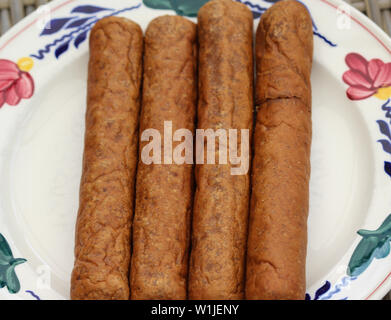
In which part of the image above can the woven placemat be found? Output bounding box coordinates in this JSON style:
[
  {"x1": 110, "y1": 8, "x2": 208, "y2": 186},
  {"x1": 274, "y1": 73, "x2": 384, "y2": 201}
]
[
  {"x1": 348, "y1": 0, "x2": 391, "y2": 33},
  {"x1": 0, "y1": 0, "x2": 49, "y2": 33},
  {"x1": 0, "y1": 0, "x2": 390, "y2": 301}
]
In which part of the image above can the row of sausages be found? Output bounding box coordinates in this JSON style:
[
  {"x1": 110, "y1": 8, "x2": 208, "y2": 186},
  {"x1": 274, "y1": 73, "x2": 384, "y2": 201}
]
[{"x1": 70, "y1": 0, "x2": 313, "y2": 300}]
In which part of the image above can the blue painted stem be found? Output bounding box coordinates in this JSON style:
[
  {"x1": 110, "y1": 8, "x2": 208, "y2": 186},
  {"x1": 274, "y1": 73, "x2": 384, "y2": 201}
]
[
  {"x1": 30, "y1": 20, "x2": 97, "y2": 60},
  {"x1": 382, "y1": 98, "x2": 391, "y2": 123},
  {"x1": 25, "y1": 290, "x2": 41, "y2": 300},
  {"x1": 313, "y1": 31, "x2": 337, "y2": 47}
]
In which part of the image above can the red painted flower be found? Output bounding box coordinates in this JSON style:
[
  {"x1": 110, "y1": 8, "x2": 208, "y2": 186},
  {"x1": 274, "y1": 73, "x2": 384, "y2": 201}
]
[
  {"x1": 343, "y1": 53, "x2": 391, "y2": 101},
  {"x1": 0, "y1": 58, "x2": 34, "y2": 108}
]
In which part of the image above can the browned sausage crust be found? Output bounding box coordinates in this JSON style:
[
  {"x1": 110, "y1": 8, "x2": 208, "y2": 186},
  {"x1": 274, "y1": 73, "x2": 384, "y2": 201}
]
[
  {"x1": 130, "y1": 16, "x2": 197, "y2": 300},
  {"x1": 188, "y1": 0, "x2": 253, "y2": 300},
  {"x1": 245, "y1": 0, "x2": 313, "y2": 300},
  {"x1": 71, "y1": 17, "x2": 143, "y2": 300}
]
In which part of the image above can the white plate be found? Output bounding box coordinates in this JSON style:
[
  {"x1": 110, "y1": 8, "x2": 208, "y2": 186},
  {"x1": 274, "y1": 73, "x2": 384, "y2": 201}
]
[{"x1": 0, "y1": 0, "x2": 391, "y2": 300}]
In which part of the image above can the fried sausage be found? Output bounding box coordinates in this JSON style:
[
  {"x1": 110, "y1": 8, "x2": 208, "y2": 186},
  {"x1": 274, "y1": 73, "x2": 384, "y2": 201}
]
[
  {"x1": 245, "y1": 0, "x2": 314, "y2": 300},
  {"x1": 188, "y1": 0, "x2": 254, "y2": 300},
  {"x1": 71, "y1": 17, "x2": 143, "y2": 300},
  {"x1": 130, "y1": 16, "x2": 197, "y2": 300}
]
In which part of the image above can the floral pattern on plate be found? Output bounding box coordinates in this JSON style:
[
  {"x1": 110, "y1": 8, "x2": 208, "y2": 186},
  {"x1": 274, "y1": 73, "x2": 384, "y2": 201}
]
[
  {"x1": 0, "y1": 58, "x2": 34, "y2": 108},
  {"x1": 343, "y1": 53, "x2": 391, "y2": 101},
  {"x1": 0, "y1": 233, "x2": 26, "y2": 294}
]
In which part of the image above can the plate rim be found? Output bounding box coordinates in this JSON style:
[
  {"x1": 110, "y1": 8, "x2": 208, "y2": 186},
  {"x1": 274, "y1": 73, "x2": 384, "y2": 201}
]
[{"x1": 0, "y1": 0, "x2": 391, "y2": 300}]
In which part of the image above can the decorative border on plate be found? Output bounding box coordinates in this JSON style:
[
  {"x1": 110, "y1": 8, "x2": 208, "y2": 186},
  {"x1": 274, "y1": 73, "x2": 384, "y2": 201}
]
[
  {"x1": 0, "y1": 0, "x2": 390, "y2": 300},
  {"x1": 30, "y1": 4, "x2": 142, "y2": 60},
  {"x1": 309, "y1": 49, "x2": 391, "y2": 300},
  {"x1": 317, "y1": 0, "x2": 391, "y2": 300}
]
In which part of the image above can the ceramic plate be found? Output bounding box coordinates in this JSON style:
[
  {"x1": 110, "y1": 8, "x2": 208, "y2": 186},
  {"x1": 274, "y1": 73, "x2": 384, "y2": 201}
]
[{"x1": 0, "y1": 0, "x2": 391, "y2": 300}]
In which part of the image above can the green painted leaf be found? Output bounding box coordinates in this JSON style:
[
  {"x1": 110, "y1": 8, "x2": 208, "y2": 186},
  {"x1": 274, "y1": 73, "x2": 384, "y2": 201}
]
[
  {"x1": 357, "y1": 214, "x2": 391, "y2": 238},
  {"x1": 348, "y1": 237, "x2": 390, "y2": 277},
  {"x1": 171, "y1": 0, "x2": 210, "y2": 17},
  {"x1": 9, "y1": 258, "x2": 27, "y2": 267},
  {"x1": 143, "y1": 0, "x2": 209, "y2": 17},
  {"x1": 143, "y1": 0, "x2": 172, "y2": 10},
  {"x1": 348, "y1": 214, "x2": 391, "y2": 277},
  {"x1": 0, "y1": 234, "x2": 13, "y2": 265},
  {"x1": 348, "y1": 236, "x2": 378, "y2": 276},
  {"x1": 0, "y1": 234, "x2": 26, "y2": 294},
  {"x1": 375, "y1": 240, "x2": 391, "y2": 258},
  {"x1": 0, "y1": 266, "x2": 8, "y2": 287},
  {"x1": 5, "y1": 264, "x2": 22, "y2": 294}
]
